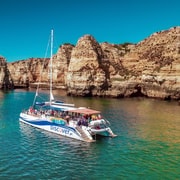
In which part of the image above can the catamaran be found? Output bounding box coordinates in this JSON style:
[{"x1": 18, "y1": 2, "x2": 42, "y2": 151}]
[{"x1": 19, "y1": 30, "x2": 116, "y2": 142}]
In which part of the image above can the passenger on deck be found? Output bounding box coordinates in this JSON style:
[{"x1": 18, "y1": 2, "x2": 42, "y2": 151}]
[
  {"x1": 65, "y1": 115, "x2": 70, "y2": 124},
  {"x1": 28, "y1": 106, "x2": 34, "y2": 114},
  {"x1": 98, "y1": 114, "x2": 102, "y2": 119}
]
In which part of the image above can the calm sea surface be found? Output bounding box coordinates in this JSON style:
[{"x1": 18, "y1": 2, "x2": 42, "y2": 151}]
[{"x1": 0, "y1": 89, "x2": 179, "y2": 180}]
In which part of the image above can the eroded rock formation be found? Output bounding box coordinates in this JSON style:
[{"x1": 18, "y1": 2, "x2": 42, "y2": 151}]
[
  {"x1": 2, "y1": 26, "x2": 180, "y2": 100},
  {"x1": 67, "y1": 27, "x2": 180, "y2": 99},
  {"x1": 0, "y1": 56, "x2": 14, "y2": 89},
  {"x1": 67, "y1": 35, "x2": 108, "y2": 96},
  {"x1": 7, "y1": 58, "x2": 49, "y2": 88}
]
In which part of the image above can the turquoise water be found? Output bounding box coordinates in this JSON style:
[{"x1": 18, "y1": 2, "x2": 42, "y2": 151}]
[{"x1": 0, "y1": 89, "x2": 180, "y2": 179}]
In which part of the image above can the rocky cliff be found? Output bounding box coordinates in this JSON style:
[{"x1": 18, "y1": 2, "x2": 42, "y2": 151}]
[
  {"x1": 7, "y1": 43, "x2": 74, "y2": 89},
  {"x1": 3, "y1": 26, "x2": 180, "y2": 100},
  {"x1": 67, "y1": 26, "x2": 180, "y2": 100},
  {"x1": 7, "y1": 58, "x2": 50, "y2": 88},
  {"x1": 0, "y1": 56, "x2": 14, "y2": 89},
  {"x1": 120, "y1": 27, "x2": 180, "y2": 99}
]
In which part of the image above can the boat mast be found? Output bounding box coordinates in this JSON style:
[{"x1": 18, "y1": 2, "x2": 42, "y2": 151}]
[{"x1": 50, "y1": 29, "x2": 53, "y2": 105}]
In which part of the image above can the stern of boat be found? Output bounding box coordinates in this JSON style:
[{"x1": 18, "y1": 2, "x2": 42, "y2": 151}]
[{"x1": 89, "y1": 119, "x2": 117, "y2": 137}]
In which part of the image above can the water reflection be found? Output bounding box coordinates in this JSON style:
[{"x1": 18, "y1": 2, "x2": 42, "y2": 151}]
[
  {"x1": 117, "y1": 98, "x2": 180, "y2": 144},
  {"x1": 0, "y1": 90, "x2": 5, "y2": 99},
  {"x1": 1, "y1": 90, "x2": 180, "y2": 178},
  {"x1": 13, "y1": 89, "x2": 180, "y2": 146},
  {"x1": 36, "y1": 89, "x2": 180, "y2": 145}
]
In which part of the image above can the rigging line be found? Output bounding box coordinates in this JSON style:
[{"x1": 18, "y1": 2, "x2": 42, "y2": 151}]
[
  {"x1": 70, "y1": 93, "x2": 75, "y2": 105},
  {"x1": 32, "y1": 33, "x2": 51, "y2": 107}
]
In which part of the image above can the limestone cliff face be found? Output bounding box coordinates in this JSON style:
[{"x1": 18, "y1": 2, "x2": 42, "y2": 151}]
[
  {"x1": 53, "y1": 43, "x2": 74, "y2": 87},
  {"x1": 67, "y1": 35, "x2": 108, "y2": 96},
  {"x1": 0, "y1": 56, "x2": 6, "y2": 87},
  {"x1": 3, "y1": 26, "x2": 180, "y2": 100},
  {"x1": 0, "y1": 56, "x2": 14, "y2": 89},
  {"x1": 67, "y1": 27, "x2": 180, "y2": 99},
  {"x1": 119, "y1": 26, "x2": 180, "y2": 99},
  {"x1": 7, "y1": 58, "x2": 49, "y2": 88},
  {"x1": 7, "y1": 43, "x2": 73, "y2": 89}
]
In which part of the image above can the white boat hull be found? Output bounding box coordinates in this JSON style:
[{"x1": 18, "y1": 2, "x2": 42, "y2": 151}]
[
  {"x1": 19, "y1": 30, "x2": 116, "y2": 142},
  {"x1": 90, "y1": 128, "x2": 111, "y2": 136},
  {"x1": 19, "y1": 113, "x2": 94, "y2": 142}
]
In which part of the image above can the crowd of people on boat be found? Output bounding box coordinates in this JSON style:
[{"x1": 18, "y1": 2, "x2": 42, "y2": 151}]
[
  {"x1": 27, "y1": 106, "x2": 63, "y2": 117},
  {"x1": 26, "y1": 106, "x2": 102, "y2": 127}
]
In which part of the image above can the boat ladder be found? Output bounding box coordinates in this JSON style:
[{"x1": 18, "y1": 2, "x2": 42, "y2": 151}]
[{"x1": 76, "y1": 126, "x2": 95, "y2": 142}]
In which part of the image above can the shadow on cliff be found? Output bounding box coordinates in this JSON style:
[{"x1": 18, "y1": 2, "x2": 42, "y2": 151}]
[
  {"x1": 129, "y1": 84, "x2": 146, "y2": 97},
  {"x1": 2, "y1": 63, "x2": 14, "y2": 89}
]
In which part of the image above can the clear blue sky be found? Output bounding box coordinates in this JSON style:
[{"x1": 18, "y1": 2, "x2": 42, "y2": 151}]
[{"x1": 0, "y1": 0, "x2": 179, "y2": 62}]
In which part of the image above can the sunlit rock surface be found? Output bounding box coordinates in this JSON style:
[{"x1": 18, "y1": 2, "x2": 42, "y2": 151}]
[{"x1": 4, "y1": 26, "x2": 180, "y2": 100}]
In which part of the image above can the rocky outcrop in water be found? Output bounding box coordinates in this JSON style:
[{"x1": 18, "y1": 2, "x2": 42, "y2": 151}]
[
  {"x1": 67, "y1": 27, "x2": 180, "y2": 100},
  {"x1": 2, "y1": 26, "x2": 180, "y2": 100},
  {"x1": 120, "y1": 27, "x2": 180, "y2": 99},
  {"x1": 0, "y1": 56, "x2": 14, "y2": 89},
  {"x1": 7, "y1": 43, "x2": 74, "y2": 89},
  {"x1": 53, "y1": 43, "x2": 74, "y2": 88},
  {"x1": 67, "y1": 35, "x2": 108, "y2": 96},
  {"x1": 7, "y1": 58, "x2": 50, "y2": 88}
]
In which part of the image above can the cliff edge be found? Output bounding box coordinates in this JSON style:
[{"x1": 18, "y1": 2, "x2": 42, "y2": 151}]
[{"x1": 3, "y1": 26, "x2": 180, "y2": 100}]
